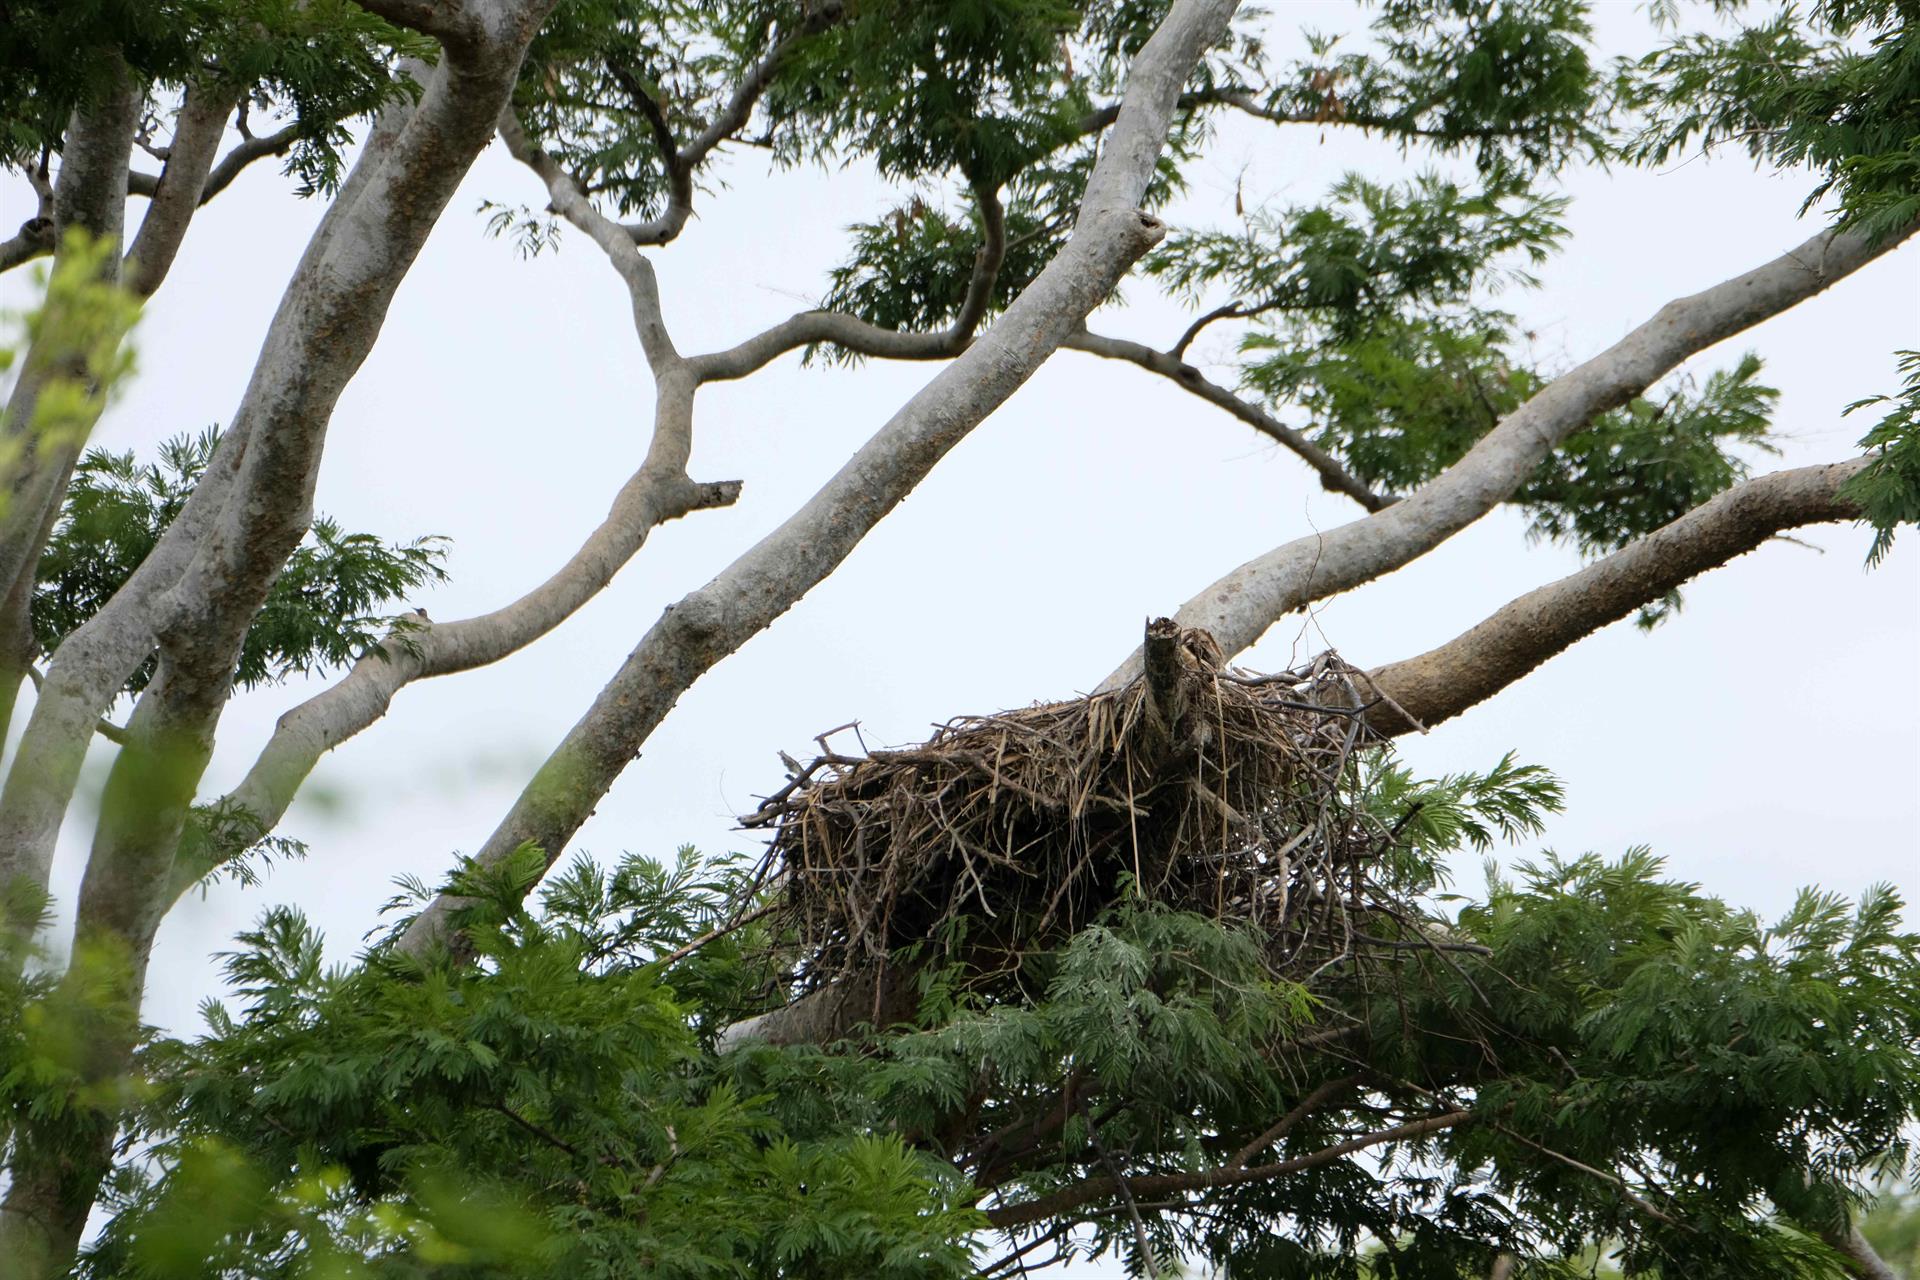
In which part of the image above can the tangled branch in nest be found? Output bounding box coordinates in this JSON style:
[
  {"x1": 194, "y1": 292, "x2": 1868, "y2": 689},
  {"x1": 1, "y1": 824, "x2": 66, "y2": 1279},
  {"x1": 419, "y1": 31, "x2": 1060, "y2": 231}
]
[{"x1": 743, "y1": 620, "x2": 1420, "y2": 1001}]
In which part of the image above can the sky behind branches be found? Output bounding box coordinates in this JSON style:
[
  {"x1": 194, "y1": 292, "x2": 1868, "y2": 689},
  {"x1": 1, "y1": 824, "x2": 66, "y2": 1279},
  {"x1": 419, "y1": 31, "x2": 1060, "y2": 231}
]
[{"x1": 0, "y1": 2, "x2": 1914, "y2": 1066}]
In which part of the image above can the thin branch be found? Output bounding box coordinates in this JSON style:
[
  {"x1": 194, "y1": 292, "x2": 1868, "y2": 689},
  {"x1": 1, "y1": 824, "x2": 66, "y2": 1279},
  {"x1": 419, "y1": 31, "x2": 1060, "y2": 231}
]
[
  {"x1": 1063, "y1": 329, "x2": 1393, "y2": 511},
  {"x1": 685, "y1": 177, "x2": 1010, "y2": 381},
  {"x1": 983, "y1": 1109, "x2": 1474, "y2": 1230},
  {"x1": 1171, "y1": 300, "x2": 1270, "y2": 359},
  {"x1": 200, "y1": 124, "x2": 302, "y2": 202},
  {"x1": 1228, "y1": 1074, "x2": 1361, "y2": 1169},
  {"x1": 620, "y1": 4, "x2": 846, "y2": 246},
  {"x1": 400, "y1": 0, "x2": 1243, "y2": 959},
  {"x1": 0, "y1": 162, "x2": 54, "y2": 270},
  {"x1": 1488, "y1": 1121, "x2": 1677, "y2": 1226}
]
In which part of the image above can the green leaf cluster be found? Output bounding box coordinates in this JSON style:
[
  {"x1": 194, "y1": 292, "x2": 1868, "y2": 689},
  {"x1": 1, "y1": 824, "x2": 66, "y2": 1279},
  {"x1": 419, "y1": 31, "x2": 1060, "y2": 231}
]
[
  {"x1": 1839, "y1": 349, "x2": 1920, "y2": 567},
  {"x1": 0, "y1": 0, "x2": 425, "y2": 195},
  {"x1": 32, "y1": 428, "x2": 449, "y2": 696},
  {"x1": 81, "y1": 847, "x2": 982, "y2": 1279},
  {"x1": 1625, "y1": 0, "x2": 1920, "y2": 240}
]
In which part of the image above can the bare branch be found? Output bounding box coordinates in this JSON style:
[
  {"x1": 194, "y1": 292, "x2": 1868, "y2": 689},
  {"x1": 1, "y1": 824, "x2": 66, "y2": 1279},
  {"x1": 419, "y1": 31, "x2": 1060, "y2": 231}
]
[
  {"x1": 683, "y1": 178, "x2": 1009, "y2": 379},
  {"x1": 1102, "y1": 219, "x2": 1918, "y2": 687},
  {"x1": 124, "y1": 85, "x2": 234, "y2": 297},
  {"x1": 0, "y1": 163, "x2": 54, "y2": 271},
  {"x1": 1227, "y1": 1075, "x2": 1361, "y2": 1169},
  {"x1": 983, "y1": 1109, "x2": 1474, "y2": 1231},
  {"x1": 399, "y1": 0, "x2": 1247, "y2": 957},
  {"x1": 1169, "y1": 300, "x2": 1271, "y2": 359},
  {"x1": 619, "y1": 5, "x2": 845, "y2": 246},
  {"x1": 1063, "y1": 329, "x2": 1393, "y2": 511},
  {"x1": 200, "y1": 124, "x2": 302, "y2": 202},
  {"x1": 1363, "y1": 457, "x2": 1870, "y2": 737}
]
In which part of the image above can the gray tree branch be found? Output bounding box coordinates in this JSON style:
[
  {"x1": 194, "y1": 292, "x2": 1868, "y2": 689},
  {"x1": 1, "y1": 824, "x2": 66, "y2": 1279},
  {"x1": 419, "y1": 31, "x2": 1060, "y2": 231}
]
[
  {"x1": 124, "y1": 84, "x2": 235, "y2": 297},
  {"x1": 1362, "y1": 457, "x2": 1870, "y2": 736},
  {"x1": 398, "y1": 0, "x2": 1247, "y2": 956},
  {"x1": 0, "y1": 19, "x2": 556, "y2": 935},
  {"x1": 1101, "y1": 220, "x2": 1917, "y2": 688},
  {"x1": 1062, "y1": 328, "x2": 1394, "y2": 511}
]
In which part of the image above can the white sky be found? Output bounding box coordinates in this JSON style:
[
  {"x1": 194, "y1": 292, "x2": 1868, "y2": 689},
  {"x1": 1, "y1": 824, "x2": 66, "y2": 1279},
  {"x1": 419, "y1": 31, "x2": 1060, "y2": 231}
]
[{"x1": 1, "y1": 10, "x2": 1916, "y2": 1249}]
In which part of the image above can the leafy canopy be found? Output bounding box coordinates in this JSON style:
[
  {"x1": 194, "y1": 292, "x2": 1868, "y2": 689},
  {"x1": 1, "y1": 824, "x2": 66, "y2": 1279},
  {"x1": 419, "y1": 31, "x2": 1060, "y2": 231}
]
[
  {"x1": 33, "y1": 428, "x2": 448, "y2": 696},
  {"x1": 37, "y1": 746, "x2": 1917, "y2": 1280}
]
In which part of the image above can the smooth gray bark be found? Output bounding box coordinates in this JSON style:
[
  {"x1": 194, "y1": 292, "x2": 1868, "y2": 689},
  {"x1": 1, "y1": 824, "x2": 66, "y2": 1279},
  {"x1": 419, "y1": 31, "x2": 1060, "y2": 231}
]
[
  {"x1": 1362, "y1": 457, "x2": 1870, "y2": 735},
  {"x1": 0, "y1": 5, "x2": 563, "y2": 1270},
  {"x1": 0, "y1": 35, "x2": 543, "y2": 924}
]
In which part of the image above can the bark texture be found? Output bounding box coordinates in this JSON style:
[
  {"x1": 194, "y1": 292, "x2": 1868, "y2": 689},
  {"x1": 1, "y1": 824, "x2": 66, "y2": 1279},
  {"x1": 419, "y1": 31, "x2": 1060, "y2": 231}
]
[{"x1": 0, "y1": 5, "x2": 562, "y2": 1270}]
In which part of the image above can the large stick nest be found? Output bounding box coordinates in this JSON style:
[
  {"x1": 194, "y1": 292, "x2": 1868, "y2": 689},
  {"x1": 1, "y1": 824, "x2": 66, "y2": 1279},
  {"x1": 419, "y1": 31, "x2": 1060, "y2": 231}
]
[{"x1": 744, "y1": 620, "x2": 1410, "y2": 998}]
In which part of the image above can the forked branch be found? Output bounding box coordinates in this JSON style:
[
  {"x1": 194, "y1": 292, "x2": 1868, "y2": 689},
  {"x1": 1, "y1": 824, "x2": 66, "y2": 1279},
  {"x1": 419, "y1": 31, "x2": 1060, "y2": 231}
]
[{"x1": 1103, "y1": 219, "x2": 1918, "y2": 686}]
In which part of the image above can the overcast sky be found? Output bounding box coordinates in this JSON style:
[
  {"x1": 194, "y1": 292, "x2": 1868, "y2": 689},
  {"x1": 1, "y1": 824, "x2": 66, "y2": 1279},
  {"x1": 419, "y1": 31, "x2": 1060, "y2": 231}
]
[{"x1": 3, "y1": 0, "x2": 1915, "y2": 1089}]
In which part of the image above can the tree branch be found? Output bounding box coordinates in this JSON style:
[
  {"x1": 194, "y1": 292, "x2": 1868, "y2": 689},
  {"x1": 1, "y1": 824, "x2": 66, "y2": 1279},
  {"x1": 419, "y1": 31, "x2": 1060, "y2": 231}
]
[
  {"x1": 1227, "y1": 1074, "x2": 1361, "y2": 1169},
  {"x1": 200, "y1": 124, "x2": 302, "y2": 202},
  {"x1": 349, "y1": 0, "x2": 482, "y2": 49},
  {"x1": 686, "y1": 177, "x2": 1009, "y2": 379},
  {"x1": 1362, "y1": 457, "x2": 1870, "y2": 736},
  {"x1": 617, "y1": 5, "x2": 844, "y2": 246},
  {"x1": 1826, "y1": 1223, "x2": 1898, "y2": 1280},
  {"x1": 0, "y1": 14, "x2": 559, "y2": 940},
  {"x1": 1063, "y1": 329, "x2": 1393, "y2": 511},
  {"x1": 0, "y1": 163, "x2": 55, "y2": 272},
  {"x1": 983, "y1": 1109, "x2": 1474, "y2": 1231},
  {"x1": 1101, "y1": 219, "x2": 1918, "y2": 687},
  {"x1": 124, "y1": 85, "x2": 234, "y2": 298},
  {"x1": 399, "y1": 0, "x2": 1246, "y2": 958}
]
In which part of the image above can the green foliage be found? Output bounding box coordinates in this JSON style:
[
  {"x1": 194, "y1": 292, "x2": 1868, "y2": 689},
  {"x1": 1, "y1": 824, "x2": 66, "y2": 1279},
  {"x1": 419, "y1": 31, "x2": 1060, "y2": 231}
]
[
  {"x1": 1626, "y1": 0, "x2": 1920, "y2": 238},
  {"x1": 0, "y1": 0, "x2": 425, "y2": 194},
  {"x1": 1839, "y1": 349, "x2": 1920, "y2": 567},
  {"x1": 1149, "y1": 173, "x2": 1569, "y2": 340},
  {"x1": 32, "y1": 428, "x2": 448, "y2": 696},
  {"x1": 1264, "y1": 0, "x2": 1609, "y2": 175},
  {"x1": 0, "y1": 232, "x2": 143, "y2": 510},
  {"x1": 84, "y1": 849, "x2": 983, "y2": 1280},
  {"x1": 1246, "y1": 305, "x2": 1779, "y2": 619},
  {"x1": 38, "y1": 745, "x2": 1919, "y2": 1278}
]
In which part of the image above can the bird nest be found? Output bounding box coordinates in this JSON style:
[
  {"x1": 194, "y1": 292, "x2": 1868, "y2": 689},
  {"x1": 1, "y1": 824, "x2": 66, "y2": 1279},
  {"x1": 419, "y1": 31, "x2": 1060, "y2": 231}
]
[{"x1": 743, "y1": 620, "x2": 1418, "y2": 1002}]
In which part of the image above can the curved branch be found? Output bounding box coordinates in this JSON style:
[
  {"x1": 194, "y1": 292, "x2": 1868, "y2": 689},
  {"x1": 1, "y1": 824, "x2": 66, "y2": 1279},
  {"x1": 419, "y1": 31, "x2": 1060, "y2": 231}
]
[
  {"x1": 0, "y1": 23, "x2": 557, "y2": 927},
  {"x1": 1101, "y1": 219, "x2": 1917, "y2": 687},
  {"x1": 124, "y1": 85, "x2": 234, "y2": 297},
  {"x1": 0, "y1": 163, "x2": 54, "y2": 271},
  {"x1": 200, "y1": 124, "x2": 302, "y2": 202},
  {"x1": 983, "y1": 1109, "x2": 1474, "y2": 1231},
  {"x1": 398, "y1": 0, "x2": 1246, "y2": 957},
  {"x1": 1062, "y1": 329, "x2": 1392, "y2": 511},
  {"x1": 1362, "y1": 457, "x2": 1869, "y2": 737},
  {"x1": 619, "y1": 5, "x2": 844, "y2": 246},
  {"x1": 686, "y1": 178, "x2": 1010, "y2": 381}
]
